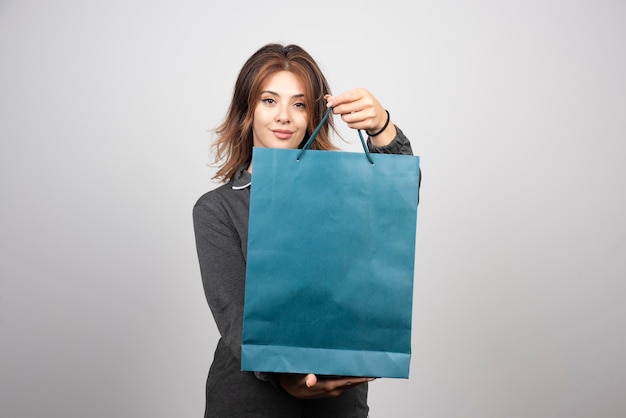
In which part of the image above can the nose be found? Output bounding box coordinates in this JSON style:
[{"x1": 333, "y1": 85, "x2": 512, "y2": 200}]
[{"x1": 275, "y1": 104, "x2": 291, "y2": 124}]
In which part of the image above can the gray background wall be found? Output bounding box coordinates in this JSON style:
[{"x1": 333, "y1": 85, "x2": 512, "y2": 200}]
[{"x1": 1, "y1": 1, "x2": 625, "y2": 417}]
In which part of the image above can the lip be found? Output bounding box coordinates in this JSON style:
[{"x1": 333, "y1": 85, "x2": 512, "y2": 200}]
[{"x1": 272, "y1": 129, "x2": 294, "y2": 140}]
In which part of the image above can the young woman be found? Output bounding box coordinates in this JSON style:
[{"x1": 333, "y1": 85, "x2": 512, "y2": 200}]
[{"x1": 193, "y1": 43, "x2": 414, "y2": 417}]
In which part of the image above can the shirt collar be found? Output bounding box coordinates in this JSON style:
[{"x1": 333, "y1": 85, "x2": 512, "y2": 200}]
[{"x1": 231, "y1": 164, "x2": 251, "y2": 190}]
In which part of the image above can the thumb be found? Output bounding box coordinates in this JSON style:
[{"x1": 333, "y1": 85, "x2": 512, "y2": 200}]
[{"x1": 305, "y1": 374, "x2": 317, "y2": 388}]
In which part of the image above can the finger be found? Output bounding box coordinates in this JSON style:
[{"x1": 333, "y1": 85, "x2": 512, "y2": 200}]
[
  {"x1": 305, "y1": 374, "x2": 317, "y2": 388},
  {"x1": 316, "y1": 376, "x2": 373, "y2": 392},
  {"x1": 337, "y1": 376, "x2": 374, "y2": 387},
  {"x1": 339, "y1": 108, "x2": 375, "y2": 125},
  {"x1": 325, "y1": 89, "x2": 366, "y2": 109},
  {"x1": 324, "y1": 94, "x2": 332, "y2": 106}
]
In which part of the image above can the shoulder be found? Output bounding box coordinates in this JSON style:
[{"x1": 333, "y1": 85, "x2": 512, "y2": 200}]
[
  {"x1": 194, "y1": 182, "x2": 232, "y2": 209},
  {"x1": 193, "y1": 182, "x2": 235, "y2": 223},
  {"x1": 194, "y1": 166, "x2": 250, "y2": 209},
  {"x1": 193, "y1": 166, "x2": 251, "y2": 227}
]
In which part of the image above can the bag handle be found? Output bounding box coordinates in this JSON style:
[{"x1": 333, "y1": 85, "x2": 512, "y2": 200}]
[{"x1": 297, "y1": 107, "x2": 375, "y2": 165}]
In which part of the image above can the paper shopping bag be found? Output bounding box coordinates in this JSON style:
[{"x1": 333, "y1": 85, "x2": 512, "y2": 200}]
[{"x1": 242, "y1": 115, "x2": 420, "y2": 379}]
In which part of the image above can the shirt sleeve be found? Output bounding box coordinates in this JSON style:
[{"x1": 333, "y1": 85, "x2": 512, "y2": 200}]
[
  {"x1": 367, "y1": 125, "x2": 413, "y2": 156},
  {"x1": 193, "y1": 197, "x2": 246, "y2": 362}
]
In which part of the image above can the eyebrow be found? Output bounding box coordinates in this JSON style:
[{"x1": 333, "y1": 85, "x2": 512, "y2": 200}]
[{"x1": 261, "y1": 90, "x2": 305, "y2": 99}]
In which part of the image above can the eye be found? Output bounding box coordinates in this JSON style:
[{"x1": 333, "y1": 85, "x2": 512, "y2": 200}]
[
  {"x1": 261, "y1": 98, "x2": 276, "y2": 105},
  {"x1": 294, "y1": 101, "x2": 306, "y2": 109}
]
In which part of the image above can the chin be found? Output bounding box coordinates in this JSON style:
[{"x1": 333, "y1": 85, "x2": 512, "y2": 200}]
[
  {"x1": 276, "y1": 142, "x2": 300, "y2": 149},
  {"x1": 266, "y1": 139, "x2": 302, "y2": 149}
]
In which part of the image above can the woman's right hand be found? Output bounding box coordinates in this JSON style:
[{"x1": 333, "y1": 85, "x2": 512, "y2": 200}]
[{"x1": 278, "y1": 373, "x2": 374, "y2": 399}]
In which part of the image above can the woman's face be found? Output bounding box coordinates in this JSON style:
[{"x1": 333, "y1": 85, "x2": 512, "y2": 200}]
[{"x1": 252, "y1": 71, "x2": 309, "y2": 149}]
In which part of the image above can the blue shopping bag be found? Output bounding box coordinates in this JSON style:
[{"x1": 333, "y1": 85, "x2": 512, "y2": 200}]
[{"x1": 242, "y1": 110, "x2": 420, "y2": 378}]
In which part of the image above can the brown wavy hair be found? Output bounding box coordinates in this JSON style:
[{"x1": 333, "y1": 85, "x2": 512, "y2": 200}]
[{"x1": 212, "y1": 43, "x2": 337, "y2": 182}]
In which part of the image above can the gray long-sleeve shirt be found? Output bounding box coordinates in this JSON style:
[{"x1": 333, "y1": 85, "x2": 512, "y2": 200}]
[{"x1": 193, "y1": 128, "x2": 414, "y2": 374}]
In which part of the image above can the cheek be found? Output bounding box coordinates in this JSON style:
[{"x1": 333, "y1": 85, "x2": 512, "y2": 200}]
[
  {"x1": 252, "y1": 109, "x2": 269, "y2": 132},
  {"x1": 252, "y1": 106, "x2": 263, "y2": 123},
  {"x1": 298, "y1": 113, "x2": 309, "y2": 129}
]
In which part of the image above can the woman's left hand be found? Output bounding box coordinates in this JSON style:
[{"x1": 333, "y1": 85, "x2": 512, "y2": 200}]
[
  {"x1": 278, "y1": 373, "x2": 374, "y2": 399},
  {"x1": 325, "y1": 88, "x2": 396, "y2": 146}
]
